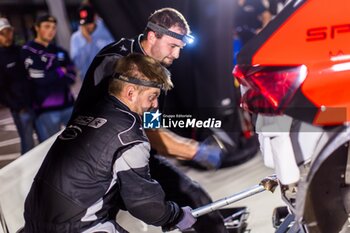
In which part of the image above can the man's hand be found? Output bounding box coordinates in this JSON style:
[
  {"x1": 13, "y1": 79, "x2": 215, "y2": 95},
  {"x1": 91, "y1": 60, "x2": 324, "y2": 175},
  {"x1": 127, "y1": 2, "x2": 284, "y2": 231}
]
[
  {"x1": 80, "y1": 25, "x2": 92, "y2": 43},
  {"x1": 176, "y1": 206, "x2": 197, "y2": 231},
  {"x1": 56, "y1": 67, "x2": 67, "y2": 78},
  {"x1": 192, "y1": 135, "x2": 224, "y2": 169}
]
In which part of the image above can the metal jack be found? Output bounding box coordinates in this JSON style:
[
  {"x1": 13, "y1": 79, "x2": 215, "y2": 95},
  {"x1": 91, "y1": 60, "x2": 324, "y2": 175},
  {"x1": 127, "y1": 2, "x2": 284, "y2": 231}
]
[{"x1": 191, "y1": 175, "x2": 279, "y2": 218}]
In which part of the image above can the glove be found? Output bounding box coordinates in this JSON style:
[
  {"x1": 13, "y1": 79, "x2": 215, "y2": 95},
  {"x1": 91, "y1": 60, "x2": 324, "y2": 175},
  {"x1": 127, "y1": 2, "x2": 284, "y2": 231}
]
[
  {"x1": 192, "y1": 135, "x2": 224, "y2": 170},
  {"x1": 176, "y1": 206, "x2": 197, "y2": 231}
]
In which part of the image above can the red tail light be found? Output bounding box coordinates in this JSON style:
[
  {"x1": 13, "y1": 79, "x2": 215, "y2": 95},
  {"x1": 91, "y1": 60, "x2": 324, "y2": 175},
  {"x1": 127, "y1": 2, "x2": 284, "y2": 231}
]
[{"x1": 233, "y1": 65, "x2": 307, "y2": 115}]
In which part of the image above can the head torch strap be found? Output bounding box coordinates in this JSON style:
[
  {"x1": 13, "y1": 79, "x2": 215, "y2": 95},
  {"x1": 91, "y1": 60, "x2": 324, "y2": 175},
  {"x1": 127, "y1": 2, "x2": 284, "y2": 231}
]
[
  {"x1": 112, "y1": 73, "x2": 164, "y2": 90},
  {"x1": 146, "y1": 21, "x2": 193, "y2": 44}
]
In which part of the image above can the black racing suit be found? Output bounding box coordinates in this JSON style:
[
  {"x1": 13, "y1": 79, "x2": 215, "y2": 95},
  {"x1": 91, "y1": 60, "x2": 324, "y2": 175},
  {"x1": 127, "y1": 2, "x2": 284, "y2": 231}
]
[
  {"x1": 70, "y1": 35, "x2": 228, "y2": 233},
  {"x1": 23, "y1": 95, "x2": 183, "y2": 232}
]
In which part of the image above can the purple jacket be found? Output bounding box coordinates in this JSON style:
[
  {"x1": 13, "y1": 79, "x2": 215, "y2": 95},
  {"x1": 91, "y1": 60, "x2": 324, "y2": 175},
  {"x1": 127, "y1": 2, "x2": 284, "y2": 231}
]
[{"x1": 21, "y1": 40, "x2": 76, "y2": 113}]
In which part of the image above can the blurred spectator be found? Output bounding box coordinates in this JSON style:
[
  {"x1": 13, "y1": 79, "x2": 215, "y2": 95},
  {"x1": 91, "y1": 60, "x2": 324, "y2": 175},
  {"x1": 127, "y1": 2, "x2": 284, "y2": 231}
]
[
  {"x1": 268, "y1": 0, "x2": 290, "y2": 15},
  {"x1": 21, "y1": 15, "x2": 76, "y2": 142},
  {"x1": 0, "y1": 18, "x2": 36, "y2": 154},
  {"x1": 70, "y1": 4, "x2": 114, "y2": 80},
  {"x1": 234, "y1": 0, "x2": 272, "y2": 45}
]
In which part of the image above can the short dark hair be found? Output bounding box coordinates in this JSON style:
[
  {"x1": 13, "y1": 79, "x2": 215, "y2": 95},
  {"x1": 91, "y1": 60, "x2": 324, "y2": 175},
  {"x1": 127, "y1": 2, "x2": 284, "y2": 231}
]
[
  {"x1": 109, "y1": 53, "x2": 173, "y2": 94},
  {"x1": 143, "y1": 8, "x2": 190, "y2": 39},
  {"x1": 35, "y1": 14, "x2": 57, "y2": 27}
]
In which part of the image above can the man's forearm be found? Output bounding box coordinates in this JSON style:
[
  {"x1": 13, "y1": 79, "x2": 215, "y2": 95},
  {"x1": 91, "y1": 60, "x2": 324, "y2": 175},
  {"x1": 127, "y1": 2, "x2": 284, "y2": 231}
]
[{"x1": 146, "y1": 128, "x2": 198, "y2": 160}]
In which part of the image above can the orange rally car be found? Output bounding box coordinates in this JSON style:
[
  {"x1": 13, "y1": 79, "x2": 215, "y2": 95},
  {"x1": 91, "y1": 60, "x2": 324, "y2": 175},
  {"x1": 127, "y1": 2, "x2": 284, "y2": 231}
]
[{"x1": 233, "y1": 0, "x2": 350, "y2": 126}]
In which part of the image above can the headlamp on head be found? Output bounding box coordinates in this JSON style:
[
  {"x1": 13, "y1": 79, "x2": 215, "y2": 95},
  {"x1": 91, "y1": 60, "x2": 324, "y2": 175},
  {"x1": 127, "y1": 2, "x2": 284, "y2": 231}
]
[
  {"x1": 112, "y1": 73, "x2": 165, "y2": 90},
  {"x1": 147, "y1": 22, "x2": 194, "y2": 45}
]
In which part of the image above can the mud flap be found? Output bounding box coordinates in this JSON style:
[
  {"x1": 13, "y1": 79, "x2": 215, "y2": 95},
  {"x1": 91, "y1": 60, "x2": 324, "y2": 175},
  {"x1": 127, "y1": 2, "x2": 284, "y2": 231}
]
[{"x1": 300, "y1": 126, "x2": 350, "y2": 233}]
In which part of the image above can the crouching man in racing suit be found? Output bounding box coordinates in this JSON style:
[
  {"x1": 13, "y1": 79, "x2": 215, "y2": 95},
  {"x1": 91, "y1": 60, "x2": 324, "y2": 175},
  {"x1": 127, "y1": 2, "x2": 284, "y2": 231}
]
[{"x1": 21, "y1": 53, "x2": 196, "y2": 233}]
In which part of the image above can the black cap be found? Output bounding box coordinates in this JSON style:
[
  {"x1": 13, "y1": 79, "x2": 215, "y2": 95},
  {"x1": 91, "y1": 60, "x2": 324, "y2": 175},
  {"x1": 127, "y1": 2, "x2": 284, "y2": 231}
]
[
  {"x1": 79, "y1": 5, "x2": 96, "y2": 25},
  {"x1": 35, "y1": 14, "x2": 57, "y2": 26}
]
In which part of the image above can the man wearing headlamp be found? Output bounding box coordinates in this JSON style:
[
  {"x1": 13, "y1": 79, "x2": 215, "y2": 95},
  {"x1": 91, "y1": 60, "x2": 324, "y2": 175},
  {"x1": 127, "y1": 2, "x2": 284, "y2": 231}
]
[{"x1": 71, "y1": 8, "x2": 227, "y2": 233}]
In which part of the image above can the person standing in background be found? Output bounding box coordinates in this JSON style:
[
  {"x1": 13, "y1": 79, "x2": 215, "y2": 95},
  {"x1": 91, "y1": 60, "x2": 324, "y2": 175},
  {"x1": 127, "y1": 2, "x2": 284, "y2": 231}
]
[
  {"x1": 234, "y1": 0, "x2": 272, "y2": 45},
  {"x1": 0, "y1": 18, "x2": 36, "y2": 154},
  {"x1": 70, "y1": 4, "x2": 114, "y2": 80},
  {"x1": 21, "y1": 15, "x2": 76, "y2": 142}
]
